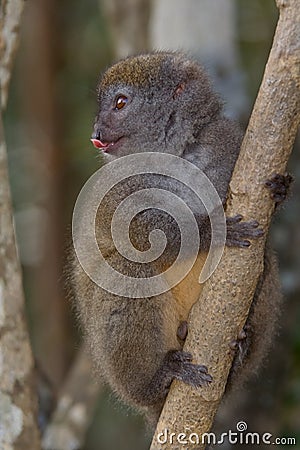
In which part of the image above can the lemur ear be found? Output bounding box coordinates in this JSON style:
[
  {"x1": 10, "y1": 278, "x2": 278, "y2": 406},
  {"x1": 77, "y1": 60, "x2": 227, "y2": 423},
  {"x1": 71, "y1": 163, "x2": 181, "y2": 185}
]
[{"x1": 173, "y1": 82, "x2": 186, "y2": 98}]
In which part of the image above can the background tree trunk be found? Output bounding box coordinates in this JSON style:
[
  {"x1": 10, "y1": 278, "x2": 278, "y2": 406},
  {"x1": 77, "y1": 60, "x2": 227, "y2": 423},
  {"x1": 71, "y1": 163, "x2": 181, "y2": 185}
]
[
  {"x1": 42, "y1": 345, "x2": 100, "y2": 450},
  {"x1": 0, "y1": 0, "x2": 24, "y2": 108},
  {"x1": 100, "y1": 0, "x2": 151, "y2": 59},
  {"x1": 19, "y1": 0, "x2": 74, "y2": 388},
  {"x1": 0, "y1": 2, "x2": 40, "y2": 447},
  {"x1": 150, "y1": 0, "x2": 248, "y2": 119},
  {"x1": 0, "y1": 114, "x2": 41, "y2": 450}
]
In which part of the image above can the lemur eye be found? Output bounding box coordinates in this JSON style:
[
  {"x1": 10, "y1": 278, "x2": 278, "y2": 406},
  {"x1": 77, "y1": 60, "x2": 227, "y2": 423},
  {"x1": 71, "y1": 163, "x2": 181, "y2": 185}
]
[{"x1": 115, "y1": 95, "x2": 128, "y2": 110}]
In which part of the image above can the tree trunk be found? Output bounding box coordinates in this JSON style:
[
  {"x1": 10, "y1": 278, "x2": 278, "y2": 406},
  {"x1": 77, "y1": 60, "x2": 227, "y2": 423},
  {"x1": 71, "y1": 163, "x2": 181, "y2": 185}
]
[
  {"x1": 0, "y1": 0, "x2": 24, "y2": 108},
  {"x1": 0, "y1": 116, "x2": 41, "y2": 450},
  {"x1": 100, "y1": 0, "x2": 151, "y2": 59},
  {"x1": 0, "y1": 1, "x2": 41, "y2": 448},
  {"x1": 150, "y1": 0, "x2": 248, "y2": 119},
  {"x1": 42, "y1": 346, "x2": 100, "y2": 450},
  {"x1": 20, "y1": 0, "x2": 74, "y2": 387}
]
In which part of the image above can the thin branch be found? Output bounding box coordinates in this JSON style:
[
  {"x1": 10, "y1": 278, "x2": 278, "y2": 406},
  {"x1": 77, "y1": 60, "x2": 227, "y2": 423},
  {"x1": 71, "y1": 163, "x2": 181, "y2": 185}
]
[
  {"x1": 42, "y1": 346, "x2": 101, "y2": 450},
  {"x1": 151, "y1": 0, "x2": 300, "y2": 448}
]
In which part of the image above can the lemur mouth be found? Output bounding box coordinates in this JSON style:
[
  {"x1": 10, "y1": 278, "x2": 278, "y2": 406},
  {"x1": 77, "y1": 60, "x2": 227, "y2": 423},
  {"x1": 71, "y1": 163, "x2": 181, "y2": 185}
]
[{"x1": 90, "y1": 137, "x2": 123, "y2": 153}]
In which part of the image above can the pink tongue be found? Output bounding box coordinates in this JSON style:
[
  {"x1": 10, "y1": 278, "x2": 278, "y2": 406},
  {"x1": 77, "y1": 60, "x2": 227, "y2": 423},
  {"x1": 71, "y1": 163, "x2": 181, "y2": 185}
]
[{"x1": 90, "y1": 138, "x2": 109, "y2": 149}]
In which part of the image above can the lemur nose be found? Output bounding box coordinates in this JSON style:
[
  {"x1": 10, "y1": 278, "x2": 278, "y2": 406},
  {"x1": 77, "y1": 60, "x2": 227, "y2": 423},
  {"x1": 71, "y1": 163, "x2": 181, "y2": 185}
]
[{"x1": 91, "y1": 129, "x2": 101, "y2": 140}]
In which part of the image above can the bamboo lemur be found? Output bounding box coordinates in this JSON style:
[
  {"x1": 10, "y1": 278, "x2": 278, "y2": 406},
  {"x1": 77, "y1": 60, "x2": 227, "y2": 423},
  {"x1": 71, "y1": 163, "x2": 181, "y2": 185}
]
[{"x1": 71, "y1": 52, "x2": 291, "y2": 426}]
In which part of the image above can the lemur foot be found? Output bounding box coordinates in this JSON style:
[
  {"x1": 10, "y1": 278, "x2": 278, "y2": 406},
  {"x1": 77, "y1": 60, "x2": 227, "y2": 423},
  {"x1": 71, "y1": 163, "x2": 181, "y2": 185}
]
[
  {"x1": 230, "y1": 325, "x2": 252, "y2": 364},
  {"x1": 226, "y1": 215, "x2": 264, "y2": 248},
  {"x1": 165, "y1": 350, "x2": 213, "y2": 387},
  {"x1": 265, "y1": 173, "x2": 293, "y2": 206},
  {"x1": 177, "y1": 320, "x2": 188, "y2": 341}
]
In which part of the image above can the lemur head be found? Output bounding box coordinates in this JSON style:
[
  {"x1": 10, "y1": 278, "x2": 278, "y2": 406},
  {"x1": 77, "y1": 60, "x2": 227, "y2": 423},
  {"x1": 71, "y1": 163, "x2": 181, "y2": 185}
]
[{"x1": 91, "y1": 52, "x2": 221, "y2": 160}]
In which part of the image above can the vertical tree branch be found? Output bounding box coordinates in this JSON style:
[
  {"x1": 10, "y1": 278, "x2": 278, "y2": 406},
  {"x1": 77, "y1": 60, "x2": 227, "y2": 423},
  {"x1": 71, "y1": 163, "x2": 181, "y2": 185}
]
[
  {"x1": 151, "y1": 0, "x2": 300, "y2": 448},
  {"x1": 0, "y1": 1, "x2": 41, "y2": 448},
  {"x1": 20, "y1": 0, "x2": 74, "y2": 388},
  {"x1": 0, "y1": 119, "x2": 41, "y2": 450},
  {"x1": 42, "y1": 346, "x2": 100, "y2": 450},
  {"x1": 100, "y1": 0, "x2": 151, "y2": 58},
  {"x1": 0, "y1": 0, "x2": 24, "y2": 109}
]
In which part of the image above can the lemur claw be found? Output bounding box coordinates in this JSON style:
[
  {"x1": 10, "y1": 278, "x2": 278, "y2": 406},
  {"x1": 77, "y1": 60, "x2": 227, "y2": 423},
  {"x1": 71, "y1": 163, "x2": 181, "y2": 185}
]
[{"x1": 226, "y1": 215, "x2": 264, "y2": 248}]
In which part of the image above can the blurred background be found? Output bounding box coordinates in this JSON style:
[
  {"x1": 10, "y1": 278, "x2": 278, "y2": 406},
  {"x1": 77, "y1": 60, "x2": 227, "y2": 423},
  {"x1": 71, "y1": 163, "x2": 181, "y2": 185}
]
[{"x1": 3, "y1": 0, "x2": 300, "y2": 448}]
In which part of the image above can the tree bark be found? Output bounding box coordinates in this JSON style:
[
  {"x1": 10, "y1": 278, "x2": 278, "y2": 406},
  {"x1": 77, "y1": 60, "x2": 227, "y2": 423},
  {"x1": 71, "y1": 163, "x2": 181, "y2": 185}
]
[
  {"x1": 0, "y1": 1, "x2": 41, "y2": 449},
  {"x1": 0, "y1": 0, "x2": 24, "y2": 109},
  {"x1": 150, "y1": 0, "x2": 300, "y2": 448},
  {"x1": 0, "y1": 119, "x2": 41, "y2": 450},
  {"x1": 150, "y1": 0, "x2": 248, "y2": 119}
]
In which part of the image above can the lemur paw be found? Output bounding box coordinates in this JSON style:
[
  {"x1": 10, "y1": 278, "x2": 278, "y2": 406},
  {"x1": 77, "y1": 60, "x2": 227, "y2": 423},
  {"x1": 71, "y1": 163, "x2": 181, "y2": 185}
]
[
  {"x1": 165, "y1": 350, "x2": 213, "y2": 387},
  {"x1": 265, "y1": 173, "x2": 293, "y2": 206},
  {"x1": 226, "y1": 215, "x2": 264, "y2": 248}
]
